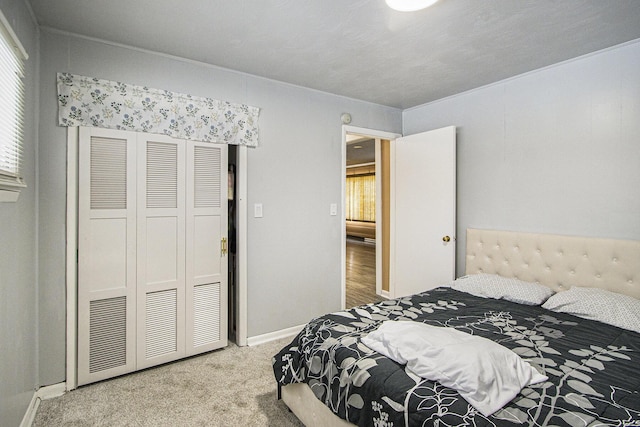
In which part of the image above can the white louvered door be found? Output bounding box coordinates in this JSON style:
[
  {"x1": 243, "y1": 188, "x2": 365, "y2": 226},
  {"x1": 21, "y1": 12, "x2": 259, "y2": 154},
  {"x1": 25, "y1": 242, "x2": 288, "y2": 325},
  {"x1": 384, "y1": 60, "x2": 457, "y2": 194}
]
[
  {"x1": 78, "y1": 128, "x2": 137, "y2": 386},
  {"x1": 136, "y1": 134, "x2": 186, "y2": 369},
  {"x1": 77, "y1": 128, "x2": 228, "y2": 385},
  {"x1": 186, "y1": 142, "x2": 228, "y2": 356}
]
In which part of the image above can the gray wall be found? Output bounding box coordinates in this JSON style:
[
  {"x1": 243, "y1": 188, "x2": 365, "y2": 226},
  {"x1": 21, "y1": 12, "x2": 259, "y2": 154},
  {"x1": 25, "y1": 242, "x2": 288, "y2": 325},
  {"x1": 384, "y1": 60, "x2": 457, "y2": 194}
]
[
  {"x1": 0, "y1": 0, "x2": 39, "y2": 425},
  {"x1": 38, "y1": 29, "x2": 402, "y2": 384},
  {"x1": 403, "y1": 40, "x2": 640, "y2": 277},
  {"x1": 34, "y1": 16, "x2": 640, "y2": 398}
]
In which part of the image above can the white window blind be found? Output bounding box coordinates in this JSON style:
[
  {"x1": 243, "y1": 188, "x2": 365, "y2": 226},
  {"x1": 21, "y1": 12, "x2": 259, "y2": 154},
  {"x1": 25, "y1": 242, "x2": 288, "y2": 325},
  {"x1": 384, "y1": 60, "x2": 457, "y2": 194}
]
[
  {"x1": 346, "y1": 174, "x2": 376, "y2": 222},
  {"x1": 0, "y1": 9, "x2": 28, "y2": 199}
]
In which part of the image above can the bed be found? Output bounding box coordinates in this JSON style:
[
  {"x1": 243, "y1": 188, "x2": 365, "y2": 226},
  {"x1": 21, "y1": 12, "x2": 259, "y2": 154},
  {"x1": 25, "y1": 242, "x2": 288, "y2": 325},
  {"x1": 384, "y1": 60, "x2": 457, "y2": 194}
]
[{"x1": 273, "y1": 228, "x2": 640, "y2": 426}]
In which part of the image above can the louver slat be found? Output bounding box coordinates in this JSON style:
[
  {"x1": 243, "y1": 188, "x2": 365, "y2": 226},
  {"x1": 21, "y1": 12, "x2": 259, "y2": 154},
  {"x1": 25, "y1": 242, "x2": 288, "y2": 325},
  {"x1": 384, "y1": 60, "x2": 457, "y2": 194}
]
[
  {"x1": 0, "y1": 18, "x2": 26, "y2": 178},
  {"x1": 146, "y1": 142, "x2": 177, "y2": 209},
  {"x1": 193, "y1": 283, "x2": 220, "y2": 347},
  {"x1": 90, "y1": 137, "x2": 127, "y2": 209},
  {"x1": 194, "y1": 146, "x2": 220, "y2": 208},
  {"x1": 145, "y1": 289, "x2": 177, "y2": 359},
  {"x1": 89, "y1": 297, "x2": 127, "y2": 373}
]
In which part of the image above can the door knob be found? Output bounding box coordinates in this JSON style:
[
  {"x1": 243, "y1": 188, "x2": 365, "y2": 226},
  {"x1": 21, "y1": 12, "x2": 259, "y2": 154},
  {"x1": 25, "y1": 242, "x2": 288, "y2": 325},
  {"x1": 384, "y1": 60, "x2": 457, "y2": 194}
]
[{"x1": 442, "y1": 235, "x2": 451, "y2": 242}]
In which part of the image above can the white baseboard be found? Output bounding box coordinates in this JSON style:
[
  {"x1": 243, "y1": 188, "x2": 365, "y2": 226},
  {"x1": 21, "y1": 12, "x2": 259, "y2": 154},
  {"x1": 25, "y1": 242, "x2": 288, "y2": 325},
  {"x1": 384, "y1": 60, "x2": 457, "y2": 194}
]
[
  {"x1": 37, "y1": 382, "x2": 67, "y2": 400},
  {"x1": 19, "y1": 392, "x2": 40, "y2": 427},
  {"x1": 19, "y1": 382, "x2": 66, "y2": 427},
  {"x1": 247, "y1": 324, "x2": 305, "y2": 347}
]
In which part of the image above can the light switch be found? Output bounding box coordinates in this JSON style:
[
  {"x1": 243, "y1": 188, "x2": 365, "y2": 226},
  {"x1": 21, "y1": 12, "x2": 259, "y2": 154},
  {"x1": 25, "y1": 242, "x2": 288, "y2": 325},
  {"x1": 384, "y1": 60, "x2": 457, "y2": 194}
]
[
  {"x1": 330, "y1": 203, "x2": 337, "y2": 216},
  {"x1": 254, "y1": 203, "x2": 263, "y2": 218}
]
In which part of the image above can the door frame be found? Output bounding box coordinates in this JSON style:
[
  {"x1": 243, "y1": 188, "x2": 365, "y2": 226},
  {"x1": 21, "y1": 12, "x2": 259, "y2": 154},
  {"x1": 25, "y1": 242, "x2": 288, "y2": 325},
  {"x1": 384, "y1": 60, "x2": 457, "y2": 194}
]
[
  {"x1": 65, "y1": 127, "x2": 249, "y2": 390},
  {"x1": 65, "y1": 128, "x2": 79, "y2": 390},
  {"x1": 341, "y1": 126, "x2": 401, "y2": 309}
]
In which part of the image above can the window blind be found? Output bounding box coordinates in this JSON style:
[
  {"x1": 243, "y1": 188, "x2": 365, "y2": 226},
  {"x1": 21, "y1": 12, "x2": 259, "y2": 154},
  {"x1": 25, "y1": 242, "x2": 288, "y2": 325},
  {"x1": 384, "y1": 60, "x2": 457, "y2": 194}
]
[
  {"x1": 346, "y1": 174, "x2": 376, "y2": 222},
  {"x1": 0, "y1": 9, "x2": 27, "y2": 186}
]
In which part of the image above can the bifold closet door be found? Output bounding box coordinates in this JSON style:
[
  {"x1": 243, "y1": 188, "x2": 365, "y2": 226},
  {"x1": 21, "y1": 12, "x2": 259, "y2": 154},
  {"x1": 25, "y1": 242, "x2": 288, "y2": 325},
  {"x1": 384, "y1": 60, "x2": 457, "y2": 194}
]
[
  {"x1": 78, "y1": 127, "x2": 229, "y2": 384},
  {"x1": 77, "y1": 128, "x2": 138, "y2": 386},
  {"x1": 136, "y1": 134, "x2": 186, "y2": 370},
  {"x1": 185, "y1": 142, "x2": 228, "y2": 356}
]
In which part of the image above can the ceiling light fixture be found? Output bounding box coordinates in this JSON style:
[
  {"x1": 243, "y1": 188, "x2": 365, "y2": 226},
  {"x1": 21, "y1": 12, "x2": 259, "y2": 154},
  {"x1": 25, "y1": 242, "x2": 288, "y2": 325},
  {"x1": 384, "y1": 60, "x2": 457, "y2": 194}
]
[{"x1": 385, "y1": 0, "x2": 439, "y2": 12}]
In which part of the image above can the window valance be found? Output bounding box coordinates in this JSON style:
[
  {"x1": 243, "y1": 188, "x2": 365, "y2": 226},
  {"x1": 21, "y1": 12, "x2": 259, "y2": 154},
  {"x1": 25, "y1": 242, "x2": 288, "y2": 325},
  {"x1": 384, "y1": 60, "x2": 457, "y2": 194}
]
[{"x1": 57, "y1": 73, "x2": 260, "y2": 147}]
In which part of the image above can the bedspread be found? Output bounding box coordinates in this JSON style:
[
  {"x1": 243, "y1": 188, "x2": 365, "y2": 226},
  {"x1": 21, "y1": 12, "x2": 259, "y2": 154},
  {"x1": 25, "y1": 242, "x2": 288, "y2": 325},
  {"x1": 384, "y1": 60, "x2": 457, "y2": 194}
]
[{"x1": 273, "y1": 287, "x2": 640, "y2": 426}]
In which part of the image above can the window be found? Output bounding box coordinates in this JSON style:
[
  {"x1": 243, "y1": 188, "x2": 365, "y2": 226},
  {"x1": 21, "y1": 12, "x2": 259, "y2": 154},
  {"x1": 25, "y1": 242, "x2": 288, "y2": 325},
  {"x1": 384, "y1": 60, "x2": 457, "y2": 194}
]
[
  {"x1": 346, "y1": 174, "x2": 376, "y2": 222},
  {"x1": 0, "y1": 9, "x2": 28, "y2": 201}
]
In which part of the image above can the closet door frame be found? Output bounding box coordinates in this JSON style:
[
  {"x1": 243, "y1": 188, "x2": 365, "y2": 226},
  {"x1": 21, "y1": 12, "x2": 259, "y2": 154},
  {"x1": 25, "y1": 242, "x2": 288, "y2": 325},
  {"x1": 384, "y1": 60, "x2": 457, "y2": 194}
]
[
  {"x1": 66, "y1": 127, "x2": 249, "y2": 390},
  {"x1": 67, "y1": 128, "x2": 79, "y2": 390}
]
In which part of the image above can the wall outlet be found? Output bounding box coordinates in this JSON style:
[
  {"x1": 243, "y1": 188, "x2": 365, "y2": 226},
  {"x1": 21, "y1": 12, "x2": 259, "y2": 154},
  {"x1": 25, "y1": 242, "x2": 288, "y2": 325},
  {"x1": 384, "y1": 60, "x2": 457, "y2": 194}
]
[
  {"x1": 254, "y1": 203, "x2": 263, "y2": 218},
  {"x1": 330, "y1": 203, "x2": 337, "y2": 216}
]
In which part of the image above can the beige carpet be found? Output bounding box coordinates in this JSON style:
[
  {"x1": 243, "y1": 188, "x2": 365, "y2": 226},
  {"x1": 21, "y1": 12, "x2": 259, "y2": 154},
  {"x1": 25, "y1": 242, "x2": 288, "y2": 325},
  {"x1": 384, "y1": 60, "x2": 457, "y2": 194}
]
[{"x1": 34, "y1": 338, "x2": 304, "y2": 426}]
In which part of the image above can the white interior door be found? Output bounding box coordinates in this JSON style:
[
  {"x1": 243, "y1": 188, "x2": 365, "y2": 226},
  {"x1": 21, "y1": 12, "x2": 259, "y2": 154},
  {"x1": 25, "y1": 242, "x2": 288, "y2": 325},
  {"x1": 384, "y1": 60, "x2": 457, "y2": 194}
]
[
  {"x1": 77, "y1": 127, "x2": 137, "y2": 385},
  {"x1": 185, "y1": 141, "x2": 228, "y2": 356},
  {"x1": 392, "y1": 126, "x2": 456, "y2": 298},
  {"x1": 78, "y1": 127, "x2": 229, "y2": 384},
  {"x1": 136, "y1": 133, "x2": 187, "y2": 369}
]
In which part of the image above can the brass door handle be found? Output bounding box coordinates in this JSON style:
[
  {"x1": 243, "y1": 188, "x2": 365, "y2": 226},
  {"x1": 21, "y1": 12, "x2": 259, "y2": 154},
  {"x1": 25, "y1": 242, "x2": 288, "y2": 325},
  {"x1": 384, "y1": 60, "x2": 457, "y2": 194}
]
[{"x1": 442, "y1": 236, "x2": 451, "y2": 242}]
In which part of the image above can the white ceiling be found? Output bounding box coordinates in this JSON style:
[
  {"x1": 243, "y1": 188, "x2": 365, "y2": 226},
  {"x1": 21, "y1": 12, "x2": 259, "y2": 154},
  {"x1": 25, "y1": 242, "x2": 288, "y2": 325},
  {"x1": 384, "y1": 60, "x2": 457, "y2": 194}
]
[
  {"x1": 29, "y1": 0, "x2": 640, "y2": 109},
  {"x1": 347, "y1": 137, "x2": 376, "y2": 166}
]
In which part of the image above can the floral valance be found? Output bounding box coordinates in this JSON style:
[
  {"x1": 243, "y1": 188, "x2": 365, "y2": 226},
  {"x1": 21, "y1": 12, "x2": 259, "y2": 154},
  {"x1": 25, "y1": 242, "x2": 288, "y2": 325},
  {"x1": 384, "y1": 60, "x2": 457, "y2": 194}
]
[{"x1": 56, "y1": 73, "x2": 260, "y2": 147}]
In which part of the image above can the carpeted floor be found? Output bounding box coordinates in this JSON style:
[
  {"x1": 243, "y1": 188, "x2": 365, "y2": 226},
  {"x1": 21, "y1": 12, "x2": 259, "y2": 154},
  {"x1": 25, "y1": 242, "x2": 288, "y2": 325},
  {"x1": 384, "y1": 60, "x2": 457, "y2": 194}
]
[{"x1": 33, "y1": 337, "x2": 304, "y2": 426}]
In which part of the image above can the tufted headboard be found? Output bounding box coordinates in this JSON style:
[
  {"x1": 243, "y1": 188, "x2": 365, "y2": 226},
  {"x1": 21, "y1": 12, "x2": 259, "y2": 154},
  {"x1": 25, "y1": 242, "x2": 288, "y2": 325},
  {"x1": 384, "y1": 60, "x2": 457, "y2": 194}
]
[{"x1": 465, "y1": 228, "x2": 640, "y2": 299}]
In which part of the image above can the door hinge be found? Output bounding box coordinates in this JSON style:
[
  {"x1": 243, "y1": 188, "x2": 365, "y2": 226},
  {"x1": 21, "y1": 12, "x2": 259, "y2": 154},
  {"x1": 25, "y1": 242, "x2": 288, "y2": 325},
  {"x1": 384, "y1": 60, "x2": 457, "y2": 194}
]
[{"x1": 221, "y1": 237, "x2": 227, "y2": 256}]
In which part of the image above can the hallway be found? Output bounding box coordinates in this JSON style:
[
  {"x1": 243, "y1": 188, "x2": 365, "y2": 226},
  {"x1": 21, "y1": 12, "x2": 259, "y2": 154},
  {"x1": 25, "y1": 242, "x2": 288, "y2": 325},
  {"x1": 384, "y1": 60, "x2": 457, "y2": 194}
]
[{"x1": 345, "y1": 239, "x2": 386, "y2": 308}]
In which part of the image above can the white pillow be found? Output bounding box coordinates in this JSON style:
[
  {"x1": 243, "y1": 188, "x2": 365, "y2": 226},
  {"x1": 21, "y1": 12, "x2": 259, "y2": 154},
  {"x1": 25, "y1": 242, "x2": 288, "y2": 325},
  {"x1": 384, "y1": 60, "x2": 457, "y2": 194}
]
[
  {"x1": 361, "y1": 321, "x2": 548, "y2": 417},
  {"x1": 450, "y1": 273, "x2": 554, "y2": 305},
  {"x1": 542, "y1": 287, "x2": 640, "y2": 333}
]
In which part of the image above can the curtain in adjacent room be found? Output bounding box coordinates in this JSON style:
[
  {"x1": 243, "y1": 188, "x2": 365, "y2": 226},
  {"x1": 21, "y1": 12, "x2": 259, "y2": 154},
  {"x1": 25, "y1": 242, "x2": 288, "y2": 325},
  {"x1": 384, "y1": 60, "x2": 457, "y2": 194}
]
[{"x1": 346, "y1": 174, "x2": 375, "y2": 222}]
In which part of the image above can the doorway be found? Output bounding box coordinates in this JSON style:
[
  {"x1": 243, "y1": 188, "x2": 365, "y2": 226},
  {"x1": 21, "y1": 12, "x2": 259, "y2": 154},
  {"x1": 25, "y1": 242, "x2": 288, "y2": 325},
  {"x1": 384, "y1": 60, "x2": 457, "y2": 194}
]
[
  {"x1": 341, "y1": 125, "x2": 457, "y2": 308},
  {"x1": 226, "y1": 144, "x2": 249, "y2": 347},
  {"x1": 342, "y1": 126, "x2": 400, "y2": 309},
  {"x1": 228, "y1": 145, "x2": 237, "y2": 342},
  {"x1": 345, "y1": 138, "x2": 378, "y2": 308}
]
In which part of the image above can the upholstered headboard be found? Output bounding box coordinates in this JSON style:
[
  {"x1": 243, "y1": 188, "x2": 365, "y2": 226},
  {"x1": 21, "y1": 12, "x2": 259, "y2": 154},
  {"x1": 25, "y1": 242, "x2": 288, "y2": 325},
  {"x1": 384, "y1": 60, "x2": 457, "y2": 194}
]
[{"x1": 465, "y1": 228, "x2": 640, "y2": 299}]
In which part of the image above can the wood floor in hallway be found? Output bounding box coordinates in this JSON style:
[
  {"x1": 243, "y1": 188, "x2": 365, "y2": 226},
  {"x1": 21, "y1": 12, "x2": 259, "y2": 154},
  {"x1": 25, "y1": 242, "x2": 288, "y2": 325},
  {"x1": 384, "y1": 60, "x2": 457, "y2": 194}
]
[{"x1": 346, "y1": 239, "x2": 387, "y2": 308}]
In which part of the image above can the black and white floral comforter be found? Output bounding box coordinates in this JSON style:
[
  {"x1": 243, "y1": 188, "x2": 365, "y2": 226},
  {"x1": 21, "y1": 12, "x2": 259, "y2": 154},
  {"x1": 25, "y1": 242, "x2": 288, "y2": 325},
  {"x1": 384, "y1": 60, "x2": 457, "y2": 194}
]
[{"x1": 273, "y1": 288, "x2": 640, "y2": 426}]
